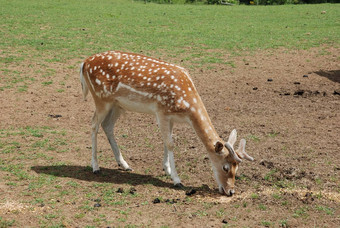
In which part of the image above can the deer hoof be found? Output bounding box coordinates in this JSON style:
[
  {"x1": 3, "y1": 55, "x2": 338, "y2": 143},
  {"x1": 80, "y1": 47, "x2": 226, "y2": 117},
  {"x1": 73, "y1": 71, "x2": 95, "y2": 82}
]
[
  {"x1": 93, "y1": 170, "x2": 101, "y2": 175},
  {"x1": 174, "y1": 183, "x2": 184, "y2": 188}
]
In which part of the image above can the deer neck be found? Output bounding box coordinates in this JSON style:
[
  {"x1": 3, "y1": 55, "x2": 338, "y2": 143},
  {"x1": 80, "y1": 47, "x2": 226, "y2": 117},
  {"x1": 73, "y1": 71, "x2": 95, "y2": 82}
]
[{"x1": 189, "y1": 99, "x2": 221, "y2": 153}]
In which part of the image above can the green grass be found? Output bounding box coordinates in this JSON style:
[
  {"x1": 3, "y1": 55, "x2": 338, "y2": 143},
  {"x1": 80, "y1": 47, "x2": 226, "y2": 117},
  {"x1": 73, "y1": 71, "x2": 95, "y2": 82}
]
[
  {"x1": 293, "y1": 206, "x2": 309, "y2": 218},
  {"x1": 0, "y1": 217, "x2": 15, "y2": 227},
  {"x1": 315, "y1": 205, "x2": 335, "y2": 215},
  {"x1": 251, "y1": 193, "x2": 259, "y2": 199},
  {"x1": 261, "y1": 220, "x2": 272, "y2": 227},
  {"x1": 0, "y1": 126, "x2": 71, "y2": 184},
  {"x1": 248, "y1": 134, "x2": 261, "y2": 142},
  {"x1": 0, "y1": 0, "x2": 339, "y2": 66},
  {"x1": 0, "y1": 0, "x2": 338, "y2": 93}
]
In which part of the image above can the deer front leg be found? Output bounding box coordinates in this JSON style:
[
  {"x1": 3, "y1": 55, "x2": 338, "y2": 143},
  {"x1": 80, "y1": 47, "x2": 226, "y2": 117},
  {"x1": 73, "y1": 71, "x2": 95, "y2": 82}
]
[
  {"x1": 167, "y1": 144, "x2": 183, "y2": 187},
  {"x1": 162, "y1": 120, "x2": 173, "y2": 176},
  {"x1": 157, "y1": 116, "x2": 182, "y2": 187}
]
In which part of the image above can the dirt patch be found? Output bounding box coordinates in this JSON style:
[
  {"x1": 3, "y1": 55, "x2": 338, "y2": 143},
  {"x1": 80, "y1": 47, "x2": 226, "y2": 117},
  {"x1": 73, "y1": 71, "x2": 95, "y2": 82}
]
[{"x1": 0, "y1": 47, "x2": 339, "y2": 227}]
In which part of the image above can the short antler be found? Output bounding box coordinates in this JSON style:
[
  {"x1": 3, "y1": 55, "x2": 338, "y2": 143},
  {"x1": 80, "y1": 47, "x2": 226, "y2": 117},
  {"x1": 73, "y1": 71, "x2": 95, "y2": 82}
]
[
  {"x1": 236, "y1": 139, "x2": 254, "y2": 161},
  {"x1": 225, "y1": 129, "x2": 253, "y2": 163}
]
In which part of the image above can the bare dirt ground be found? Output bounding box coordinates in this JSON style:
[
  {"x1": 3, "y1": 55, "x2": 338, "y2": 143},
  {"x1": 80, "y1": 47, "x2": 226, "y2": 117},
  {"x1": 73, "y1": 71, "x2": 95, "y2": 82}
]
[{"x1": 1, "y1": 47, "x2": 339, "y2": 227}]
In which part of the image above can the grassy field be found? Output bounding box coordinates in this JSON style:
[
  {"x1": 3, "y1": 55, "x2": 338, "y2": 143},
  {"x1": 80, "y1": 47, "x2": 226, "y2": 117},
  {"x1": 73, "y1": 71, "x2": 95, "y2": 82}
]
[
  {"x1": 0, "y1": 0, "x2": 339, "y2": 227},
  {"x1": 1, "y1": 0, "x2": 339, "y2": 64}
]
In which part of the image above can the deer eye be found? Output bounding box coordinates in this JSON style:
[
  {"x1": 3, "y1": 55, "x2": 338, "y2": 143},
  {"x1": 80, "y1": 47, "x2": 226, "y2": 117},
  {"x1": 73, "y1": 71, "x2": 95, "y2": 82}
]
[{"x1": 222, "y1": 164, "x2": 230, "y2": 173}]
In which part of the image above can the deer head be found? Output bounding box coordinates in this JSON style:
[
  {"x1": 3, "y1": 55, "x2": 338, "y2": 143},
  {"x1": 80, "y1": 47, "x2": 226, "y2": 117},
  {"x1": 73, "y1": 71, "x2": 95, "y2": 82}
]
[{"x1": 211, "y1": 129, "x2": 254, "y2": 196}]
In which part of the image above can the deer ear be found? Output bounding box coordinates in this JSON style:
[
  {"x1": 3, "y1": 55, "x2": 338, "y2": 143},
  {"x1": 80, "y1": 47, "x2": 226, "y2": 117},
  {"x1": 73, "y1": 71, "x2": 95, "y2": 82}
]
[{"x1": 215, "y1": 141, "x2": 224, "y2": 153}]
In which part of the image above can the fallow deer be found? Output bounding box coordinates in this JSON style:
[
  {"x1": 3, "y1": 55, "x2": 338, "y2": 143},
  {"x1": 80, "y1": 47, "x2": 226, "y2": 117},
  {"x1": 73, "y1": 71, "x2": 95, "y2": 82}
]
[{"x1": 79, "y1": 51, "x2": 254, "y2": 196}]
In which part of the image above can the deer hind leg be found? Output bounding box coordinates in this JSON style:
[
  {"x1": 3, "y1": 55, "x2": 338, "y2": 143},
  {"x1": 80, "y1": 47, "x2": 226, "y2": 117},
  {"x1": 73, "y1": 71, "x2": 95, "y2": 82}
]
[
  {"x1": 91, "y1": 107, "x2": 112, "y2": 174},
  {"x1": 101, "y1": 106, "x2": 131, "y2": 171},
  {"x1": 157, "y1": 115, "x2": 182, "y2": 186}
]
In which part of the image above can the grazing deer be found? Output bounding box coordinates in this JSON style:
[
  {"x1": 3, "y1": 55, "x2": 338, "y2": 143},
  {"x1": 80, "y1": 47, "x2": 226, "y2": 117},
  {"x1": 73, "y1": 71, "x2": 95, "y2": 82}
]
[{"x1": 79, "y1": 51, "x2": 254, "y2": 196}]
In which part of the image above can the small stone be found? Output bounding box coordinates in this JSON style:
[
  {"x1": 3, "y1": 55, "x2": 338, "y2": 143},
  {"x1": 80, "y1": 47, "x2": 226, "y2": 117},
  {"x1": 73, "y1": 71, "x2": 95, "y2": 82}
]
[
  {"x1": 259, "y1": 160, "x2": 274, "y2": 169},
  {"x1": 165, "y1": 199, "x2": 178, "y2": 204},
  {"x1": 294, "y1": 90, "x2": 305, "y2": 96},
  {"x1": 48, "y1": 114, "x2": 62, "y2": 118},
  {"x1": 153, "y1": 198, "x2": 161, "y2": 204},
  {"x1": 116, "y1": 188, "x2": 124, "y2": 193},
  {"x1": 172, "y1": 199, "x2": 179, "y2": 204},
  {"x1": 129, "y1": 187, "x2": 137, "y2": 195},
  {"x1": 185, "y1": 189, "x2": 197, "y2": 196}
]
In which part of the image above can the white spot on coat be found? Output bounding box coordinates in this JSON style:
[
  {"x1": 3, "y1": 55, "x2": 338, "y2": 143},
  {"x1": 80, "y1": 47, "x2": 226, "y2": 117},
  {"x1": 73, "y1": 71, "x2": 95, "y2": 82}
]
[{"x1": 183, "y1": 100, "x2": 190, "y2": 108}]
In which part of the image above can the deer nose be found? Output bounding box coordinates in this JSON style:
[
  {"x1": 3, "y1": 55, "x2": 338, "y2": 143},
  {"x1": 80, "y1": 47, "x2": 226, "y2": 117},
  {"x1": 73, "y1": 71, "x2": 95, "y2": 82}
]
[{"x1": 226, "y1": 189, "x2": 235, "y2": 197}]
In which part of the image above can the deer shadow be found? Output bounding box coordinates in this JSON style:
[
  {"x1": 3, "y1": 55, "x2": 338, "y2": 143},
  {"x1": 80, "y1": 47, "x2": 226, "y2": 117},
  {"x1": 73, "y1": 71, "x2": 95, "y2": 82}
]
[
  {"x1": 314, "y1": 70, "x2": 340, "y2": 83},
  {"x1": 32, "y1": 165, "x2": 172, "y2": 187},
  {"x1": 31, "y1": 165, "x2": 212, "y2": 194}
]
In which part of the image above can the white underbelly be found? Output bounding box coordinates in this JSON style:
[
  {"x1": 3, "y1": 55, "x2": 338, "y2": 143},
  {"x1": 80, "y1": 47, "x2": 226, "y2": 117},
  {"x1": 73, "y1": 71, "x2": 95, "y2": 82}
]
[
  {"x1": 115, "y1": 96, "x2": 191, "y2": 127},
  {"x1": 116, "y1": 96, "x2": 157, "y2": 115}
]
